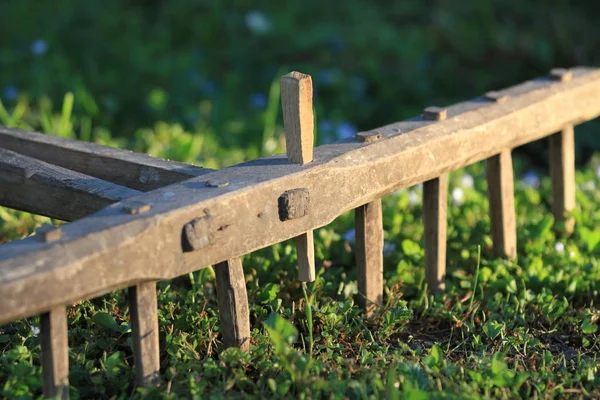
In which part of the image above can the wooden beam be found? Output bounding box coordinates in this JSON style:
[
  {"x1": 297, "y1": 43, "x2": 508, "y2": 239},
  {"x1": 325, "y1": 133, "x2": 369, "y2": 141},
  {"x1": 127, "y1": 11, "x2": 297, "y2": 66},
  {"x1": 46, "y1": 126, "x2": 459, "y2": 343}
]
[
  {"x1": 129, "y1": 282, "x2": 161, "y2": 387},
  {"x1": 1, "y1": 67, "x2": 599, "y2": 324},
  {"x1": 486, "y1": 150, "x2": 517, "y2": 259},
  {"x1": 0, "y1": 148, "x2": 141, "y2": 221},
  {"x1": 215, "y1": 258, "x2": 251, "y2": 351},
  {"x1": 423, "y1": 175, "x2": 448, "y2": 293},
  {"x1": 281, "y1": 71, "x2": 316, "y2": 282},
  {"x1": 355, "y1": 199, "x2": 384, "y2": 315},
  {"x1": 549, "y1": 125, "x2": 576, "y2": 236},
  {"x1": 40, "y1": 307, "x2": 69, "y2": 399},
  {"x1": 0, "y1": 127, "x2": 213, "y2": 191}
]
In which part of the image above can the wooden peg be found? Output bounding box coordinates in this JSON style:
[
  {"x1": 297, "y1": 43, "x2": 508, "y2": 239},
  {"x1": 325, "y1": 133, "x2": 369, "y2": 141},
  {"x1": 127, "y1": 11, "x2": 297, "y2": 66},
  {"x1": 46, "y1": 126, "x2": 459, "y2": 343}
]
[
  {"x1": 487, "y1": 150, "x2": 517, "y2": 259},
  {"x1": 280, "y1": 71, "x2": 316, "y2": 282},
  {"x1": 215, "y1": 258, "x2": 251, "y2": 351},
  {"x1": 129, "y1": 282, "x2": 161, "y2": 387},
  {"x1": 40, "y1": 307, "x2": 69, "y2": 399},
  {"x1": 549, "y1": 125, "x2": 576, "y2": 236},
  {"x1": 355, "y1": 199, "x2": 384, "y2": 315},
  {"x1": 423, "y1": 175, "x2": 448, "y2": 293},
  {"x1": 280, "y1": 71, "x2": 314, "y2": 164}
]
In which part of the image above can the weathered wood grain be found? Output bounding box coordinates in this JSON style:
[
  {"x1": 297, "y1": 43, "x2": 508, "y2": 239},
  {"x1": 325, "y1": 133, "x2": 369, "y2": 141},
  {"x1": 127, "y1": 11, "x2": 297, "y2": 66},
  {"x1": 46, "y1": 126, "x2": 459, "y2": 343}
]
[
  {"x1": 215, "y1": 258, "x2": 251, "y2": 351},
  {"x1": 129, "y1": 282, "x2": 161, "y2": 387},
  {"x1": 423, "y1": 176, "x2": 448, "y2": 293},
  {"x1": 40, "y1": 307, "x2": 69, "y2": 399},
  {"x1": 295, "y1": 233, "x2": 316, "y2": 282},
  {"x1": 1, "y1": 67, "x2": 599, "y2": 324},
  {"x1": 0, "y1": 127, "x2": 213, "y2": 191},
  {"x1": 280, "y1": 72, "x2": 314, "y2": 165},
  {"x1": 486, "y1": 150, "x2": 517, "y2": 259},
  {"x1": 355, "y1": 199, "x2": 383, "y2": 315},
  {"x1": 281, "y1": 71, "x2": 316, "y2": 282},
  {"x1": 0, "y1": 148, "x2": 141, "y2": 221},
  {"x1": 549, "y1": 126, "x2": 576, "y2": 236}
]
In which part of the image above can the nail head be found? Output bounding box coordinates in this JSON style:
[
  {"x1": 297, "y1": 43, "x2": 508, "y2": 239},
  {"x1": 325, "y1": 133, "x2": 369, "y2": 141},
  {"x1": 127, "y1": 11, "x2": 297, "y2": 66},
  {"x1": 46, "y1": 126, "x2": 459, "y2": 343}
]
[
  {"x1": 122, "y1": 202, "x2": 151, "y2": 215},
  {"x1": 355, "y1": 131, "x2": 382, "y2": 143},
  {"x1": 37, "y1": 225, "x2": 62, "y2": 243},
  {"x1": 484, "y1": 91, "x2": 508, "y2": 103},
  {"x1": 206, "y1": 179, "x2": 230, "y2": 188},
  {"x1": 550, "y1": 68, "x2": 572, "y2": 82}
]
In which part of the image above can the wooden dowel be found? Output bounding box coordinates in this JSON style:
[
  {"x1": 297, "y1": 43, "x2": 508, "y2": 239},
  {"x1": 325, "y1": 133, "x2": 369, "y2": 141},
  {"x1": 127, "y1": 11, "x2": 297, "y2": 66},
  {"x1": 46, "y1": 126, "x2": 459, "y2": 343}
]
[
  {"x1": 129, "y1": 282, "x2": 161, "y2": 387},
  {"x1": 423, "y1": 175, "x2": 448, "y2": 293},
  {"x1": 215, "y1": 258, "x2": 251, "y2": 351},
  {"x1": 281, "y1": 71, "x2": 316, "y2": 282},
  {"x1": 486, "y1": 150, "x2": 517, "y2": 259},
  {"x1": 40, "y1": 307, "x2": 69, "y2": 399},
  {"x1": 355, "y1": 199, "x2": 384, "y2": 315},
  {"x1": 549, "y1": 125, "x2": 576, "y2": 236}
]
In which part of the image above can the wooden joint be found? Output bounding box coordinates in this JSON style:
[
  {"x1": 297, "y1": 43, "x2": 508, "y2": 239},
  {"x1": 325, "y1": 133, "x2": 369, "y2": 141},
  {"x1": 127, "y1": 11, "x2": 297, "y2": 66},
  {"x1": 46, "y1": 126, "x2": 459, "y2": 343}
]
[
  {"x1": 355, "y1": 131, "x2": 382, "y2": 143},
  {"x1": 122, "y1": 201, "x2": 151, "y2": 215},
  {"x1": 182, "y1": 211, "x2": 214, "y2": 251},
  {"x1": 550, "y1": 68, "x2": 572, "y2": 82},
  {"x1": 36, "y1": 225, "x2": 63, "y2": 243},
  {"x1": 278, "y1": 188, "x2": 310, "y2": 221},
  {"x1": 423, "y1": 106, "x2": 447, "y2": 121},
  {"x1": 206, "y1": 179, "x2": 230, "y2": 188},
  {"x1": 484, "y1": 91, "x2": 508, "y2": 103}
]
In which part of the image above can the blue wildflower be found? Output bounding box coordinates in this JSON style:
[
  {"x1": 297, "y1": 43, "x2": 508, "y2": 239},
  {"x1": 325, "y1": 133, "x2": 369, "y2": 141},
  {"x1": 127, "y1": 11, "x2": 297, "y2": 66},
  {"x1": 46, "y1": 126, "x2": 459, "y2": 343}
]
[
  {"x1": 250, "y1": 92, "x2": 267, "y2": 109},
  {"x1": 336, "y1": 122, "x2": 357, "y2": 139},
  {"x1": 318, "y1": 120, "x2": 333, "y2": 133},
  {"x1": 30, "y1": 40, "x2": 48, "y2": 56},
  {"x1": 3, "y1": 86, "x2": 18, "y2": 101},
  {"x1": 522, "y1": 170, "x2": 540, "y2": 188}
]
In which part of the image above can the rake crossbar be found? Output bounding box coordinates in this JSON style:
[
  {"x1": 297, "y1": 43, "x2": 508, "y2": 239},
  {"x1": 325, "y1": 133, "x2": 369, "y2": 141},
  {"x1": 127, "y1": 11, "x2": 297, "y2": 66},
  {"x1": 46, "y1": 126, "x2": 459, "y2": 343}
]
[
  {"x1": 0, "y1": 67, "x2": 599, "y2": 325},
  {"x1": 0, "y1": 127, "x2": 214, "y2": 191},
  {"x1": 0, "y1": 148, "x2": 141, "y2": 221}
]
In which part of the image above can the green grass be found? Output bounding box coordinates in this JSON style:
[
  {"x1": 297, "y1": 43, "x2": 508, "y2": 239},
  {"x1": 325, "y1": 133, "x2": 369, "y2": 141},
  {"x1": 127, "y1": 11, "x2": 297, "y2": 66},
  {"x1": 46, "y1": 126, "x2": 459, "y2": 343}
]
[
  {"x1": 1, "y1": 1, "x2": 600, "y2": 397},
  {"x1": 0, "y1": 97, "x2": 599, "y2": 399}
]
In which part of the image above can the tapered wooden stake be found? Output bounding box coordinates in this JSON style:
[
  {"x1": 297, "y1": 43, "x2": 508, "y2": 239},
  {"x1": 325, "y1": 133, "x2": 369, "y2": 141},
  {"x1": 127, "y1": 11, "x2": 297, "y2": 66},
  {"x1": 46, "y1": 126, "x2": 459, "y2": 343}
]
[
  {"x1": 129, "y1": 282, "x2": 160, "y2": 387},
  {"x1": 281, "y1": 71, "x2": 316, "y2": 282},
  {"x1": 549, "y1": 125, "x2": 576, "y2": 236},
  {"x1": 486, "y1": 150, "x2": 517, "y2": 259},
  {"x1": 355, "y1": 199, "x2": 384, "y2": 315},
  {"x1": 215, "y1": 258, "x2": 251, "y2": 351},
  {"x1": 423, "y1": 175, "x2": 448, "y2": 293},
  {"x1": 40, "y1": 307, "x2": 69, "y2": 399}
]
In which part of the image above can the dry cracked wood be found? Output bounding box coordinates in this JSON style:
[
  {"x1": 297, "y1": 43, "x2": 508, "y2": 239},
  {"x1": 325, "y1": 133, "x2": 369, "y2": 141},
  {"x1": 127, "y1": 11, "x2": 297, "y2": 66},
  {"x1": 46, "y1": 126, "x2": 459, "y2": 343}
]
[
  {"x1": 0, "y1": 127, "x2": 213, "y2": 191},
  {"x1": 0, "y1": 148, "x2": 141, "y2": 221},
  {"x1": 1, "y1": 67, "x2": 599, "y2": 324},
  {"x1": 486, "y1": 150, "x2": 517, "y2": 259}
]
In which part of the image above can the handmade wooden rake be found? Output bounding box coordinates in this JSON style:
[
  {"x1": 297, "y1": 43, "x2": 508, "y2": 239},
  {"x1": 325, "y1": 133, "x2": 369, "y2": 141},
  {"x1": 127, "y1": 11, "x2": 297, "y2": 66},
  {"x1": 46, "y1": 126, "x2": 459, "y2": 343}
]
[{"x1": 0, "y1": 67, "x2": 597, "y2": 398}]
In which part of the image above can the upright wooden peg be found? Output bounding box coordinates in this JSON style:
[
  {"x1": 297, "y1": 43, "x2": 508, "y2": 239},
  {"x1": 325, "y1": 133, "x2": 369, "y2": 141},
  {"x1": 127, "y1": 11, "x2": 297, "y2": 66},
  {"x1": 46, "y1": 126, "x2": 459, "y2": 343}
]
[
  {"x1": 280, "y1": 71, "x2": 316, "y2": 282},
  {"x1": 280, "y1": 71, "x2": 314, "y2": 164},
  {"x1": 549, "y1": 125, "x2": 576, "y2": 236}
]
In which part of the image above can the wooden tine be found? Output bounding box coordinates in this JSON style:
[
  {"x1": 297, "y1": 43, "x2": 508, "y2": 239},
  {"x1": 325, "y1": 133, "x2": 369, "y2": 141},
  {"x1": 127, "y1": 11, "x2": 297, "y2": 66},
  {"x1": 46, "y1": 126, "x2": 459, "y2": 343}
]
[
  {"x1": 280, "y1": 71, "x2": 316, "y2": 282},
  {"x1": 486, "y1": 150, "x2": 517, "y2": 259},
  {"x1": 129, "y1": 282, "x2": 161, "y2": 387},
  {"x1": 423, "y1": 175, "x2": 448, "y2": 293},
  {"x1": 355, "y1": 199, "x2": 384, "y2": 315},
  {"x1": 549, "y1": 125, "x2": 576, "y2": 236},
  {"x1": 40, "y1": 307, "x2": 69, "y2": 399},
  {"x1": 215, "y1": 258, "x2": 251, "y2": 351}
]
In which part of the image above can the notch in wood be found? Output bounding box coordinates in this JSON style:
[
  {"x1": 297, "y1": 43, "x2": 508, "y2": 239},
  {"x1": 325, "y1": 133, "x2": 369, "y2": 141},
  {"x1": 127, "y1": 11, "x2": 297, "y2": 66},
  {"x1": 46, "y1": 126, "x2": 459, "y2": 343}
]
[
  {"x1": 484, "y1": 91, "x2": 508, "y2": 104},
  {"x1": 280, "y1": 71, "x2": 314, "y2": 164},
  {"x1": 550, "y1": 68, "x2": 572, "y2": 82},
  {"x1": 355, "y1": 131, "x2": 381, "y2": 143},
  {"x1": 423, "y1": 106, "x2": 447, "y2": 121},
  {"x1": 36, "y1": 225, "x2": 62, "y2": 243}
]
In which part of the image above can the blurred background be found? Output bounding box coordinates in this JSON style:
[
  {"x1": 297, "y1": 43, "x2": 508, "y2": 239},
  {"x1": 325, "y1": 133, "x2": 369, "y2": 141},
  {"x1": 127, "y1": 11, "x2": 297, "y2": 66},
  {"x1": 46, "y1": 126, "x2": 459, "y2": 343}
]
[{"x1": 1, "y1": 0, "x2": 599, "y2": 168}]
